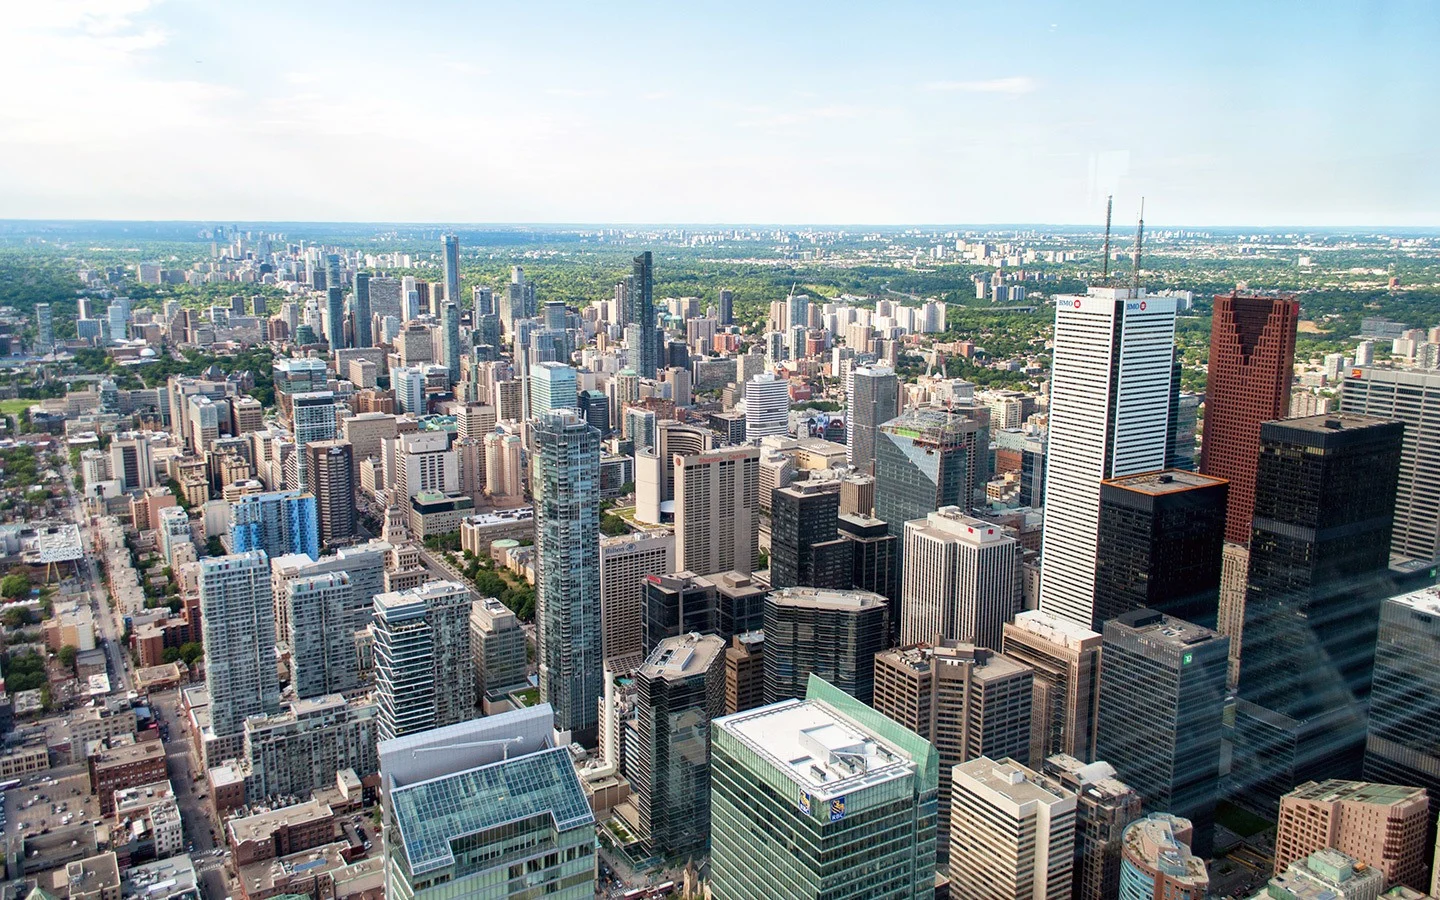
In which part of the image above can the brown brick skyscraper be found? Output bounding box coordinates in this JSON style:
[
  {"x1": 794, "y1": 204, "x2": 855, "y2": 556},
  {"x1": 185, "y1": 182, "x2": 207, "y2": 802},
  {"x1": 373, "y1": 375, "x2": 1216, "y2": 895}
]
[{"x1": 1201, "y1": 292, "x2": 1299, "y2": 544}]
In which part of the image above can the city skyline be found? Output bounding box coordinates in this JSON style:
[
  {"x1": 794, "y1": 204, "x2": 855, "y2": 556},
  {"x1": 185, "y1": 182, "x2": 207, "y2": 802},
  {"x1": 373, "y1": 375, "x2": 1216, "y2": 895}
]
[{"x1": 3, "y1": 2, "x2": 1437, "y2": 226}]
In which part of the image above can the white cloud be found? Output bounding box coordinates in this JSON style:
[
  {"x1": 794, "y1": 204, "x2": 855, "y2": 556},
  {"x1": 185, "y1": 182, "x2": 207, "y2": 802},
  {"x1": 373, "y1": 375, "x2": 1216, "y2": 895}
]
[{"x1": 923, "y1": 76, "x2": 1038, "y2": 94}]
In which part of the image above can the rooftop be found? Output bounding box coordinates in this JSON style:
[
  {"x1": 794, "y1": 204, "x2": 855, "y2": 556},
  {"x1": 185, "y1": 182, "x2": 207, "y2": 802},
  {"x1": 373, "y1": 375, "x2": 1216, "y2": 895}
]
[
  {"x1": 1008, "y1": 610, "x2": 1102, "y2": 649},
  {"x1": 1386, "y1": 585, "x2": 1440, "y2": 616},
  {"x1": 1109, "y1": 609, "x2": 1224, "y2": 648},
  {"x1": 640, "y1": 633, "x2": 726, "y2": 682},
  {"x1": 121, "y1": 854, "x2": 198, "y2": 900},
  {"x1": 1124, "y1": 814, "x2": 1208, "y2": 887},
  {"x1": 1103, "y1": 469, "x2": 1228, "y2": 495},
  {"x1": 228, "y1": 799, "x2": 332, "y2": 845},
  {"x1": 767, "y1": 586, "x2": 887, "y2": 612},
  {"x1": 1268, "y1": 412, "x2": 1393, "y2": 434},
  {"x1": 1285, "y1": 779, "x2": 1429, "y2": 808},
  {"x1": 954, "y1": 757, "x2": 1074, "y2": 812}
]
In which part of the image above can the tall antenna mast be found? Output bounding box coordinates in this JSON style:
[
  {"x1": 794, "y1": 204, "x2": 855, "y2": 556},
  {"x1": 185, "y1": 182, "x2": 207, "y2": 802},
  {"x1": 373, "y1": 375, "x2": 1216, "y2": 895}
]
[
  {"x1": 1131, "y1": 198, "x2": 1146, "y2": 292},
  {"x1": 1100, "y1": 195, "x2": 1113, "y2": 283}
]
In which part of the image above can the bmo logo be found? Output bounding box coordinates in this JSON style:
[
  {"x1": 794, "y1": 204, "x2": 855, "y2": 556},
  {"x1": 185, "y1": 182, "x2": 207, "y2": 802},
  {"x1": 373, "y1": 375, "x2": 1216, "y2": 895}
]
[
  {"x1": 1072, "y1": 299, "x2": 1082, "y2": 308},
  {"x1": 1126, "y1": 301, "x2": 1147, "y2": 311}
]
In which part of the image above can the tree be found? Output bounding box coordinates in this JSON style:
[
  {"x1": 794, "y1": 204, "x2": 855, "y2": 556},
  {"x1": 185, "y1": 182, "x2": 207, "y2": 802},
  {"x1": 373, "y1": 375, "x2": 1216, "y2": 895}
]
[
  {"x1": 58, "y1": 644, "x2": 78, "y2": 670},
  {"x1": 3, "y1": 607, "x2": 34, "y2": 628},
  {"x1": 179, "y1": 642, "x2": 204, "y2": 666},
  {"x1": 204, "y1": 536, "x2": 224, "y2": 557},
  {"x1": 600, "y1": 513, "x2": 629, "y2": 537},
  {"x1": 1, "y1": 573, "x2": 29, "y2": 599}
]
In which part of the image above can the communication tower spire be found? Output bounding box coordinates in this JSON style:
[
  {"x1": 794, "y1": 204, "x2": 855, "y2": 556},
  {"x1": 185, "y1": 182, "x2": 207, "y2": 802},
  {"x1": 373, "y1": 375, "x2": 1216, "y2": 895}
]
[
  {"x1": 1101, "y1": 195, "x2": 1113, "y2": 283},
  {"x1": 1131, "y1": 198, "x2": 1146, "y2": 292}
]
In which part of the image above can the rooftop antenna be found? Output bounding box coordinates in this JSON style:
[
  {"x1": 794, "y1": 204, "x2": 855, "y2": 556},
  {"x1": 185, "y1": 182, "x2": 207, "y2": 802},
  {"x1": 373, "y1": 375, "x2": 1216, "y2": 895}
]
[
  {"x1": 1101, "y1": 195, "x2": 1113, "y2": 283},
  {"x1": 1131, "y1": 198, "x2": 1146, "y2": 292}
]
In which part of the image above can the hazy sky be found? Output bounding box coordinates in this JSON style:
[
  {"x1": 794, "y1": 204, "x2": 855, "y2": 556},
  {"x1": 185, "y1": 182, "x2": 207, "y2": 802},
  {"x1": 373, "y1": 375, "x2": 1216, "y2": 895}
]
[{"x1": 2, "y1": 0, "x2": 1437, "y2": 226}]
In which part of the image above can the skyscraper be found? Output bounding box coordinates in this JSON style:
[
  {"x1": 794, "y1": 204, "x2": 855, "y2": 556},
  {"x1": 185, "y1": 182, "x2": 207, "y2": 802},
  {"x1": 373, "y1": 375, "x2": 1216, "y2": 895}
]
[
  {"x1": 303, "y1": 440, "x2": 354, "y2": 549},
  {"x1": 709, "y1": 676, "x2": 939, "y2": 900},
  {"x1": 770, "y1": 480, "x2": 851, "y2": 590},
  {"x1": 199, "y1": 551, "x2": 280, "y2": 737},
  {"x1": 33, "y1": 303, "x2": 53, "y2": 354},
  {"x1": 470, "y1": 596, "x2": 529, "y2": 713},
  {"x1": 110, "y1": 434, "x2": 154, "y2": 492},
  {"x1": 628, "y1": 251, "x2": 657, "y2": 378},
  {"x1": 631, "y1": 632, "x2": 726, "y2": 859},
  {"x1": 285, "y1": 571, "x2": 359, "y2": 699},
  {"x1": 1202, "y1": 292, "x2": 1299, "y2": 545},
  {"x1": 533, "y1": 409, "x2": 603, "y2": 745},
  {"x1": 352, "y1": 271, "x2": 372, "y2": 348},
  {"x1": 674, "y1": 447, "x2": 759, "y2": 576},
  {"x1": 874, "y1": 408, "x2": 984, "y2": 548},
  {"x1": 900, "y1": 506, "x2": 1019, "y2": 650},
  {"x1": 372, "y1": 581, "x2": 475, "y2": 742},
  {"x1": 325, "y1": 286, "x2": 346, "y2": 351},
  {"x1": 529, "y1": 361, "x2": 578, "y2": 416},
  {"x1": 1364, "y1": 587, "x2": 1440, "y2": 801},
  {"x1": 441, "y1": 301, "x2": 461, "y2": 384},
  {"x1": 949, "y1": 757, "x2": 1076, "y2": 900},
  {"x1": 743, "y1": 372, "x2": 790, "y2": 440},
  {"x1": 1040, "y1": 756, "x2": 1143, "y2": 900},
  {"x1": 1039, "y1": 288, "x2": 1177, "y2": 630},
  {"x1": 1234, "y1": 414, "x2": 1404, "y2": 805},
  {"x1": 291, "y1": 390, "x2": 338, "y2": 488},
  {"x1": 230, "y1": 490, "x2": 319, "y2": 561},
  {"x1": 441, "y1": 233, "x2": 460, "y2": 308},
  {"x1": 1340, "y1": 366, "x2": 1440, "y2": 564},
  {"x1": 1003, "y1": 610, "x2": 1103, "y2": 764},
  {"x1": 1094, "y1": 470, "x2": 1227, "y2": 629},
  {"x1": 837, "y1": 512, "x2": 899, "y2": 601},
  {"x1": 717, "y1": 287, "x2": 733, "y2": 326},
  {"x1": 873, "y1": 642, "x2": 1033, "y2": 861},
  {"x1": 1097, "y1": 609, "x2": 1228, "y2": 856},
  {"x1": 1118, "y1": 814, "x2": 1209, "y2": 900},
  {"x1": 763, "y1": 586, "x2": 888, "y2": 704},
  {"x1": 392, "y1": 365, "x2": 426, "y2": 415},
  {"x1": 1275, "y1": 780, "x2": 1432, "y2": 891},
  {"x1": 845, "y1": 364, "x2": 898, "y2": 475},
  {"x1": 598, "y1": 532, "x2": 674, "y2": 661},
  {"x1": 379, "y1": 707, "x2": 594, "y2": 900}
]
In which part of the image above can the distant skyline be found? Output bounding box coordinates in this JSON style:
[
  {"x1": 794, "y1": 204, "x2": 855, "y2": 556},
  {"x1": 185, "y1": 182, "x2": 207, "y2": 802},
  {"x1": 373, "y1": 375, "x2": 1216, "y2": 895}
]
[{"x1": 2, "y1": 1, "x2": 1437, "y2": 226}]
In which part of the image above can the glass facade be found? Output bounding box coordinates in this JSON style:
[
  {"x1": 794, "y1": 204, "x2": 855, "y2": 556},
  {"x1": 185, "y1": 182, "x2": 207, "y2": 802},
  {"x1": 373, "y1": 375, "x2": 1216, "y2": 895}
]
[{"x1": 873, "y1": 410, "x2": 979, "y2": 554}]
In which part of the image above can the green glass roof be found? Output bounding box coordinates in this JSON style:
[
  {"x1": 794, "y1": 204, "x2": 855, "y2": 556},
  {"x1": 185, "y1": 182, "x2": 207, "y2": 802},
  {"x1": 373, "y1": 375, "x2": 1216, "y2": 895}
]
[{"x1": 391, "y1": 746, "x2": 594, "y2": 875}]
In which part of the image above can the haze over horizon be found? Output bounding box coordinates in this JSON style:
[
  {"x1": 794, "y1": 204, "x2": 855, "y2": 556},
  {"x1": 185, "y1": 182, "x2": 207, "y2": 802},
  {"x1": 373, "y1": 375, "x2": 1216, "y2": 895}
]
[{"x1": 2, "y1": 1, "x2": 1437, "y2": 227}]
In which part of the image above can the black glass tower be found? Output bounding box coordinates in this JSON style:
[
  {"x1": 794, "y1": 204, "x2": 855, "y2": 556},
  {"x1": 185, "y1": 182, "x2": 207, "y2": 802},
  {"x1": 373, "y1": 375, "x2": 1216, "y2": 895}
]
[
  {"x1": 353, "y1": 271, "x2": 372, "y2": 348},
  {"x1": 770, "y1": 482, "x2": 851, "y2": 590},
  {"x1": 1233, "y1": 414, "x2": 1404, "y2": 807},
  {"x1": 1364, "y1": 587, "x2": 1440, "y2": 803},
  {"x1": 629, "y1": 251, "x2": 657, "y2": 378},
  {"x1": 762, "y1": 587, "x2": 888, "y2": 705}
]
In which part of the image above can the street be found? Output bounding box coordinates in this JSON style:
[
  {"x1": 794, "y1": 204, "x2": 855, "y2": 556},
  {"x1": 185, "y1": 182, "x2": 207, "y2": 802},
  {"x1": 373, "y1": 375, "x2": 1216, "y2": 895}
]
[
  {"x1": 60, "y1": 462, "x2": 130, "y2": 693},
  {"x1": 152, "y1": 688, "x2": 231, "y2": 900}
]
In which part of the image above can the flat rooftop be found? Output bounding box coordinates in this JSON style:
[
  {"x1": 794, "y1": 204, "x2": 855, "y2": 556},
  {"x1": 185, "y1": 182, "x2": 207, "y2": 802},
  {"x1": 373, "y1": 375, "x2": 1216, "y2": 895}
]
[
  {"x1": 1286, "y1": 780, "x2": 1428, "y2": 807},
  {"x1": 1267, "y1": 413, "x2": 1392, "y2": 434},
  {"x1": 1110, "y1": 609, "x2": 1223, "y2": 647},
  {"x1": 1386, "y1": 585, "x2": 1440, "y2": 616},
  {"x1": 767, "y1": 586, "x2": 887, "y2": 612},
  {"x1": 1103, "y1": 469, "x2": 1227, "y2": 495},
  {"x1": 228, "y1": 799, "x2": 332, "y2": 845},
  {"x1": 717, "y1": 698, "x2": 914, "y2": 801},
  {"x1": 1008, "y1": 609, "x2": 1101, "y2": 648},
  {"x1": 640, "y1": 633, "x2": 726, "y2": 682},
  {"x1": 955, "y1": 757, "x2": 1072, "y2": 810}
]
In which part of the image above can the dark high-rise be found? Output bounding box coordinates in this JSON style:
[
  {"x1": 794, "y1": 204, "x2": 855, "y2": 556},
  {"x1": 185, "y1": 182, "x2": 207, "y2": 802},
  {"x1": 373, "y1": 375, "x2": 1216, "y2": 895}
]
[
  {"x1": 325, "y1": 286, "x2": 346, "y2": 351},
  {"x1": 640, "y1": 571, "x2": 767, "y2": 656},
  {"x1": 1363, "y1": 586, "x2": 1440, "y2": 802},
  {"x1": 762, "y1": 586, "x2": 888, "y2": 705},
  {"x1": 442, "y1": 233, "x2": 460, "y2": 307},
  {"x1": 1096, "y1": 609, "x2": 1228, "y2": 857},
  {"x1": 628, "y1": 251, "x2": 657, "y2": 378},
  {"x1": 1094, "y1": 469, "x2": 1228, "y2": 629},
  {"x1": 304, "y1": 439, "x2": 355, "y2": 549},
  {"x1": 837, "y1": 513, "x2": 899, "y2": 601},
  {"x1": 770, "y1": 481, "x2": 851, "y2": 590},
  {"x1": 717, "y1": 288, "x2": 733, "y2": 326},
  {"x1": 874, "y1": 408, "x2": 983, "y2": 548},
  {"x1": 1233, "y1": 414, "x2": 1404, "y2": 806},
  {"x1": 352, "y1": 271, "x2": 372, "y2": 348},
  {"x1": 1201, "y1": 292, "x2": 1299, "y2": 546}
]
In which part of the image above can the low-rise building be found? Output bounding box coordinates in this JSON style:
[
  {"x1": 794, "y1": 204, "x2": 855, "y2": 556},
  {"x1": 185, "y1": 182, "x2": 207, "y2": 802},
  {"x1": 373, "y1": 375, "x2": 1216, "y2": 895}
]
[
  {"x1": 228, "y1": 799, "x2": 336, "y2": 866},
  {"x1": 90, "y1": 742, "x2": 168, "y2": 815},
  {"x1": 121, "y1": 855, "x2": 200, "y2": 900},
  {"x1": 458, "y1": 508, "x2": 534, "y2": 556},
  {"x1": 55, "y1": 852, "x2": 121, "y2": 900},
  {"x1": 408, "y1": 490, "x2": 473, "y2": 539}
]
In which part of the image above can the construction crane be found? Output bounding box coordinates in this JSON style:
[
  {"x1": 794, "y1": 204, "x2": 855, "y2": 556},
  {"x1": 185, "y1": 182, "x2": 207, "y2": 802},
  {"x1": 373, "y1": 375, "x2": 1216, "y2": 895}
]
[{"x1": 1131, "y1": 198, "x2": 1146, "y2": 292}]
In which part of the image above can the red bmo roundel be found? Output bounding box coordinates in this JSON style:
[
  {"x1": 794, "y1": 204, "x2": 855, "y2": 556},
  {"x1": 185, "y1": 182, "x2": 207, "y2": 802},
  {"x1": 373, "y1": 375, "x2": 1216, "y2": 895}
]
[
  {"x1": 1140, "y1": 301, "x2": 1147, "y2": 311},
  {"x1": 1073, "y1": 298, "x2": 1082, "y2": 308}
]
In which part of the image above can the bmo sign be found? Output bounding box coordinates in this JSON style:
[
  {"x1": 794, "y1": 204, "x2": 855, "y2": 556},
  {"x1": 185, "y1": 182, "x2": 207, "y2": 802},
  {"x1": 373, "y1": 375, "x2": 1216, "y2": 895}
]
[{"x1": 1125, "y1": 301, "x2": 1148, "y2": 312}]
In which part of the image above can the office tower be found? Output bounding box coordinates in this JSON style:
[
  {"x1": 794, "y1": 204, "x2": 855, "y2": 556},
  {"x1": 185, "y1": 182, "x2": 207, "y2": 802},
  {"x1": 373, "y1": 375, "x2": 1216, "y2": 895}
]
[
  {"x1": 837, "y1": 512, "x2": 899, "y2": 600},
  {"x1": 230, "y1": 396, "x2": 264, "y2": 435},
  {"x1": 709, "y1": 676, "x2": 939, "y2": 900},
  {"x1": 1257, "y1": 849, "x2": 1385, "y2": 900},
  {"x1": 1168, "y1": 391, "x2": 1201, "y2": 472},
  {"x1": 717, "y1": 288, "x2": 733, "y2": 325},
  {"x1": 675, "y1": 447, "x2": 759, "y2": 576},
  {"x1": 1097, "y1": 609, "x2": 1228, "y2": 856},
  {"x1": 187, "y1": 394, "x2": 221, "y2": 452},
  {"x1": 1094, "y1": 470, "x2": 1227, "y2": 629},
  {"x1": 441, "y1": 301, "x2": 460, "y2": 383},
  {"x1": 599, "y1": 532, "x2": 674, "y2": 661},
  {"x1": 950, "y1": 756, "x2": 1076, "y2": 900},
  {"x1": 1202, "y1": 292, "x2": 1299, "y2": 544},
  {"x1": 1341, "y1": 367, "x2": 1440, "y2": 564},
  {"x1": 724, "y1": 632, "x2": 765, "y2": 714},
  {"x1": 1118, "y1": 814, "x2": 1209, "y2": 900},
  {"x1": 1020, "y1": 437, "x2": 1046, "y2": 507},
  {"x1": 631, "y1": 632, "x2": 726, "y2": 858},
  {"x1": 627, "y1": 251, "x2": 657, "y2": 377},
  {"x1": 352, "y1": 271, "x2": 372, "y2": 348},
  {"x1": 1041, "y1": 756, "x2": 1143, "y2": 900},
  {"x1": 533, "y1": 409, "x2": 603, "y2": 745},
  {"x1": 385, "y1": 431, "x2": 459, "y2": 500},
  {"x1": 108, "y1": 296, "x2": 130, "y2": 343},
  {"x1": 33, "y1": 303, "x2": 53, "y2": 354},
  {"x1": 530, "y1": 361, "x2": 577, "y2": 416},
  {"x1": 577, "y1": 389, "x2": 609, "y2": 435},
  {"x1": 874, "y1": 408, "x2": 983, "y2": 546},
  {"x1": 1366, "y1": 588, "x2": 1440, "y2": 799},
  {"x1": 284, "y1": 571, "x2": 359, "y2": 699},
  {"x1": 845, "y1": 364, "x2": 898, "y2": 475},
  {"x1": 392, "y1": 365, "x2": 426, "y2": 415},
  {"x1": 291, "y1": 390, "x2": 337, "y2": 486},
  {"x1": 1235, "y1": 415, "x2": 1403, "y2": 804},
  {"x1": 372, "y1": 581, "x2": 474, "y2": 742},
  {"x1": 110, "y1": 434, "x2": 154, "y2": 492},
  {"x1": 325, "y1": 253, "x2": 341, "y2": 290},
  {"x1": 1039, "y1": 289, "x2": 1178, "y2": 630},
  {"x1": 441, "y1": 233, "x2": 460, "y2": 307},
  {"x1": 901, "y1": 507, "x2": 1019, "y2": 649},
  {"x1": 230, "y1": 490, "x2": 319, "y2": 561},
  {"x1": 873, "y1": 642, "x2": 1033, "y2": 861},
  {"x1": 199, "y1": 551, "x2": 280, "y2": 737},
  {"x1": 379, "y1": 707, "x2": 594, "y2": 900},
  {"x1": 743, "y1": 372, "x2": 789, "y2": 440},
  {"x1": 302, "y1": 440, "x2": 354, "y2": 549},
  {"x1": 770, "y1": 480, "x2": 850, "y2": 590},
  {"x1": 1003, "y1": 610, "x2": 1103, "y2": 764},
  {"x1": 470, "y1": 596, "x2": 528, "y2": 713},
  {"x1": 272, "y1": 356, "x2": 329, "y2": 426},
  {"x1": 763, "y1": 586, "x2": 888, "y2": 704},
  {"x1": 325, "y1": 286, "x2": 345, "y2": 350},
  {"x1": 1275, "y1": 781, "x2": 1431, "y2": 891},
  {"x1": 640, "y1": 571, "x2": 767, "y2": 655}
]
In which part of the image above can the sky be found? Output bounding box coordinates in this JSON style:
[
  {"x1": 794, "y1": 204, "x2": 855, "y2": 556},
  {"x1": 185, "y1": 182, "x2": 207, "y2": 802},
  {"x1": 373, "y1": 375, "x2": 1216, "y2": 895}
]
[{"x1": 1, "y1": 0, "x2": 1437, "y2": 226}]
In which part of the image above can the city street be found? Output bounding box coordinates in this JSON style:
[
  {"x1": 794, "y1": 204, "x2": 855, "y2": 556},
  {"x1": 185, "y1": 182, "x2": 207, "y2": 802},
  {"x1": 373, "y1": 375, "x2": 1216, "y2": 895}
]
[
  {"x1": 151, "y1": 689, "x2": 231, "y2": 900},
  {"x1": 60, "y1": 462, "x2": 130, "y2": 693}
]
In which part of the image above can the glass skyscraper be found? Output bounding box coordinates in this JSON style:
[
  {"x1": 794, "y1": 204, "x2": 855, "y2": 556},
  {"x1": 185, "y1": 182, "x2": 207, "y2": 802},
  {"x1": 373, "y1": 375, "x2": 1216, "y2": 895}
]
[
  {"x1": 353, "y1": 271, "x2": 372, "y2": 348},
  {"x1": 533, "y1": 410, "x2": 602, "y2": 745},
  {"x1": 230, "y1": 489, "x2": 319, "y2": 562},
  {"x1": 441, "y1": 233, "x2": 460, "y2": 308},
  {"x1": 1363, "y1": 587, "x2": 1440, "y2": 801},
  {"x1": 873, "y1": 408, "x2": 983, "y2": 548},
  {"x1": 627, "y1": 251, "x2": 657, "y2": 378},
  {"x1": 846, "y1": 363, "x2": 898, "y2": 475},
  {"x1": 325, "y1": 285, "x2": 345, "y2": 350}
]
